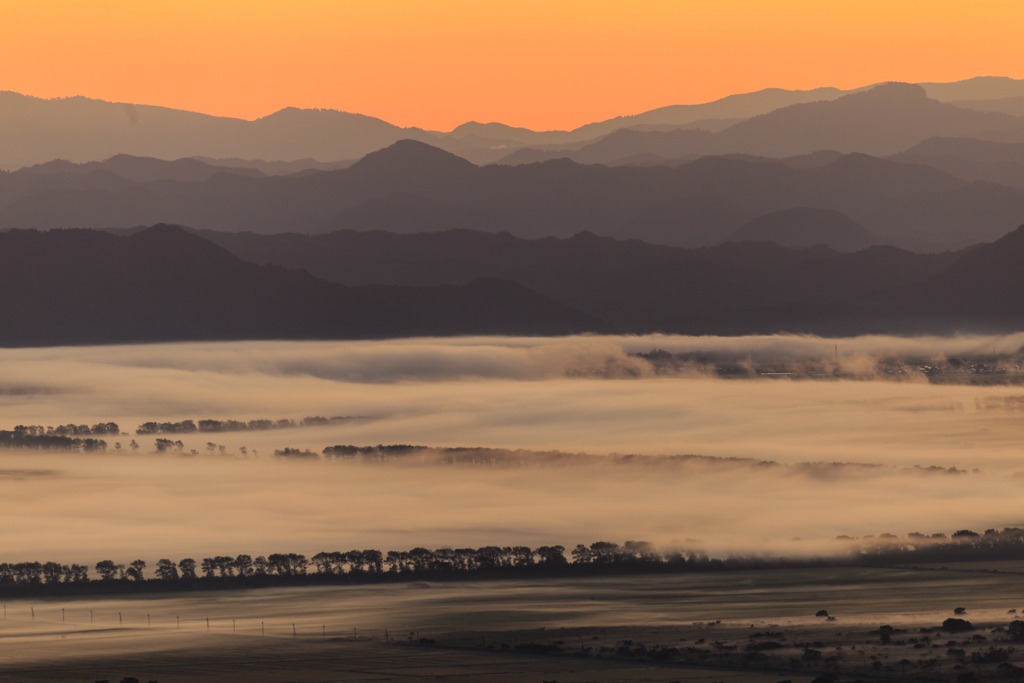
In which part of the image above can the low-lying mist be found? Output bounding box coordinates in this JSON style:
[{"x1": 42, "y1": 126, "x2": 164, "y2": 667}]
[{"x1": 1, "y1": 335, "x2": 1023, "y2": 564}]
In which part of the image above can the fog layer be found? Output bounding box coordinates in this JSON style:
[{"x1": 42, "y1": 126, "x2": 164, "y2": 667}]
[{"x1": 1, "y1": 335, "x2": 1023, "y2": 563}]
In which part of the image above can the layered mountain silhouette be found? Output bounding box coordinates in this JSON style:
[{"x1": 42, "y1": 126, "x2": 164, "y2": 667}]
[
  {"x1": 0, "y1": 92, "x2": 440, "y2": 171},
  {"x1": 499, "y1": 84, "x2": 1024, "y2": 164},
  {"x1": 889, "y1": 138, "x2": 1024, "y2": 188},
  {"x1": 8, "y1": 222, "x2": 1024, "y2": 342},
  {"x1": 728, "y1": 208, "x2": 881, "y2": 252},
  {"x1": 0, "y1": 225, "x2": 601, "y2": 346},
  {"x1": 194, "y1": 226, "x2": 987, "y2": 335},
  {"x1": 20, "y1": 155, "x2": 266, "y2": 182},
  {"x1": 3, "y1": 140, "x2": 1021, "y2": 251},
  {"x1": 5, "y1": 77, "x2": 1024, "y2": 170}
]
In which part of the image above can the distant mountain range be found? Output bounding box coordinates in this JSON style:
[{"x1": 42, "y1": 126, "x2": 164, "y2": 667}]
[
  {"x1": 6, "y1": 222, "x2": 1024, "y2": 345},
  {"x1": 4, "y1": 77, "x2": 1024, "y2": 169},
  {"x1": 499, "y1": 84, "x2": 1024, "y2": 164},
  {"x1": 172, "y1": 221, "x2": 1024, "y2": 337},
  {"x1": 4, "y1": 139, "x2": 1023, "y2": 251},
  {"x1": 0, "y1": 225, "x2": 600, "y2": 346}
]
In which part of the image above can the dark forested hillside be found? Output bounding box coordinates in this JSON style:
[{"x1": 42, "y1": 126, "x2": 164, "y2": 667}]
[
  {"x1": 5, "y1": 222, "x2": 1024, "y2": 345},
  {"x1": 0, "y1": 225, "x2": 602, "y2": 346},
  {"x1": 198, "y1": 227, "x2": 996, "y2": 336}
]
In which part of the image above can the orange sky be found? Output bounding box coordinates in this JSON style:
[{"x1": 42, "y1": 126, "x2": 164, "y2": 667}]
[{"x1": 3, "y1": 0, "x2": 1023, "y2": 132}]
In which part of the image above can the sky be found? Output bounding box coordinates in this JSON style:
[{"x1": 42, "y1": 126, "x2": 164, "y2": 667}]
[{"x1": 3, "y1": 0, "x2": 1023, "y2": 131}]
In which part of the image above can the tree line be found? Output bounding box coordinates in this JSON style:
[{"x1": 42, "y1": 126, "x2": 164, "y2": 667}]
[
  {"x1": 3, "y1": 529, "x2": 1024, "y2": 596},
  {"x1": 136, "y1": 415, "x2": 350, "y2": 435},
  {"x1": 848, "y1": 526, "x2": 1024, "y2": 564},
  {"x1": 0, "y1": 424, "x2": 116, "y2": 451}
]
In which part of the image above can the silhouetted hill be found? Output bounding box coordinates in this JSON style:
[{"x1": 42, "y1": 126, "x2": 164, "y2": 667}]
[
  {"x1": 497, "y1": 128, "x2": 718, "y2": 166},
  {"x1": 885, "y1": 225, "x2": 1024, "y2": 332},
  {"x1": 3, "y1": 141, "x2": 1022, "y2": 250},
  {"x1": 196, "y1": 227, "x2": 971, "y2": 334},
  {"x1": 0, "y1": 226, "x2": 601, "y2": 346},
  {"x1": 6, "y1": 140, "x2": 1023, "y2": 250},
  {"x1": 22, "y1": 154, "x2": 266, "y2": 182},
  {"x1": 920, "y1": 77, "x2": 1024, "y2": 103},
  {"x1": 5, "y1": 77, "x2": 1022, "y2": 170},
  {"x1": 0, "y1": 91, "x2": 442, "y2": 171},
  {"x1": 730, "y1": 208, "x2": 881, "y2": 252},
  {"x1": 950, "y1": 96, "x2": 1024, "y2": 119},
  {"x1": 890, "y1": 137, "x2": 1024, "y2": 188},
  {"x1": 500, "y1": 84, "x2": 1024, "y2": 165},
  {"x1": 719, "y1": 83, "x2": 1024, "y2": 157}
]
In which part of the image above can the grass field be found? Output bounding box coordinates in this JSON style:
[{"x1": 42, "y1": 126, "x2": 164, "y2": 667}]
[{"x1": 1, "y1": 566, "x2": 1022, "y2": 681}]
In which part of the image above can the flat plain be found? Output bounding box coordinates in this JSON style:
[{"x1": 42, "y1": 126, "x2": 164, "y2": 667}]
[{"x1": 1, "y1": 567, "x2": 1022, "y2": 682}]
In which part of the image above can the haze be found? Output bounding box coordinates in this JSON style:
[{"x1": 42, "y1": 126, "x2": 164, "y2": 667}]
[{"x1": 3, "y1": 336, "x2": 1024, "y2": 564}]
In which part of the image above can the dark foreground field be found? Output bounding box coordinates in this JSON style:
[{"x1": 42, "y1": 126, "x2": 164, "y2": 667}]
[{"x1": 1, "y1": 565, "x2": 1023, "y2": 682}]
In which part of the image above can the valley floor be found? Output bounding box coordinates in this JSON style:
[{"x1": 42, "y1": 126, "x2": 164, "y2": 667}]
[{"x1": 0, "y1": 567, "x2": 1021, "y2": 682}]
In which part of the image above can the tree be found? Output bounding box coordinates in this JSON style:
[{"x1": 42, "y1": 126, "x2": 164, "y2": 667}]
[
  {"x1": 536, "y1": 546, "x2": 567, "y2": 566},
  {"x1": 201, "y1": 558, "x2": 216, "y2": 578},
  {"x1": 571, "y1": 544, "x2": 593, "y2": 564},
  {"x1": 216, "y1": 556, "x2": 237, "y2": 577},
  {"x1": 95, "y1": 560, "x2": 121, "y2": 581},
  {"x1": 943, "y1": 618, "x2": 973, "y2": 633},
  {"x1": 312, "y1": 552, "x2": 333, "y2": 574},
  {"x1": 589, "y1": 541, "x2": 620, "y2": 563},
  {"x1": 42, "y1": 561, "x2": 64, "y2": 584},
  {"x1": 129, "y1": 439, "x2": 138, "y2": 451},
  {"x1": 512, "y1": 546, "x2": 535, "y2": 567},
  {"x1": 235, "y1": 554, "x2": 253, "y2": 577},
  {"x1": 1008, "y1": 620, "x2": 1024, "y2": 642},
  {"x1": 14, "y1": 562, "x2": 43, "y2": 583},
  {"x1": 363, "y1": 549, "x2": 384, "y2": 573},
  {"x1": 126, "y1": 559, "x2": 146, "y2": 581},
  {"x1": 178, "y1": 558, "x2": 197, "y2": 579},
  {"x1": 155, "y1": 559, "x2": 179, "y2": 580},
  {"x1": 253, "y1": 556, "x2": 268, "y2": 575}
]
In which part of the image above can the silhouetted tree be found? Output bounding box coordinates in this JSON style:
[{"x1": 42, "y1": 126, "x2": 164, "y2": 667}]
[
  {"x1": 95, "y1": 560, "x2": 121, "y2": 581},
  {"x1": 235, "y1": 554, "x2": 253, "y2": 576},
  {"x1": 42, "y1": 561, "x2": 64, "y2": 584},
  {"x1": 126, "y1": 559, "x2": 146, "y2": 581},
  {"x1": 536, "y1": 545, "x2": 567, "y2": 565},
  {"x1": 178, "y1": 558, "x2": 197, "y2": 580},
  {"x1": 155, "y1": 559, "x2": 179, "y2": 580}
]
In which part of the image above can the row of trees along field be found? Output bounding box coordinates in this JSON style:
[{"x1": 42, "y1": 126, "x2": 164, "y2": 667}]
[
  {"x1": 4, "y1": 529, "x2": 1024, "y2": 596},
  {"x1": 0, "y1": 542, "x2": 710, "y2": 594}
]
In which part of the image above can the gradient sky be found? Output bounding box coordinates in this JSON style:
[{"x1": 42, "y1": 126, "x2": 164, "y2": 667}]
[{"x1": 4, "y1": 0, "x2": 1023, "y2": 132}]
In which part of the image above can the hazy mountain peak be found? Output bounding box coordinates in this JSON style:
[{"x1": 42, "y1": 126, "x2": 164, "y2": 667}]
[{"x1": 351, "y1": 139, "x2": 477, "y2": 173}]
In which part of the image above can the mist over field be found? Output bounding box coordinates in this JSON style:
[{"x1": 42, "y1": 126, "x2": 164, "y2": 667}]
[{"x1": 1, "y1": 335, "x2": 1023, "y2": 564}]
